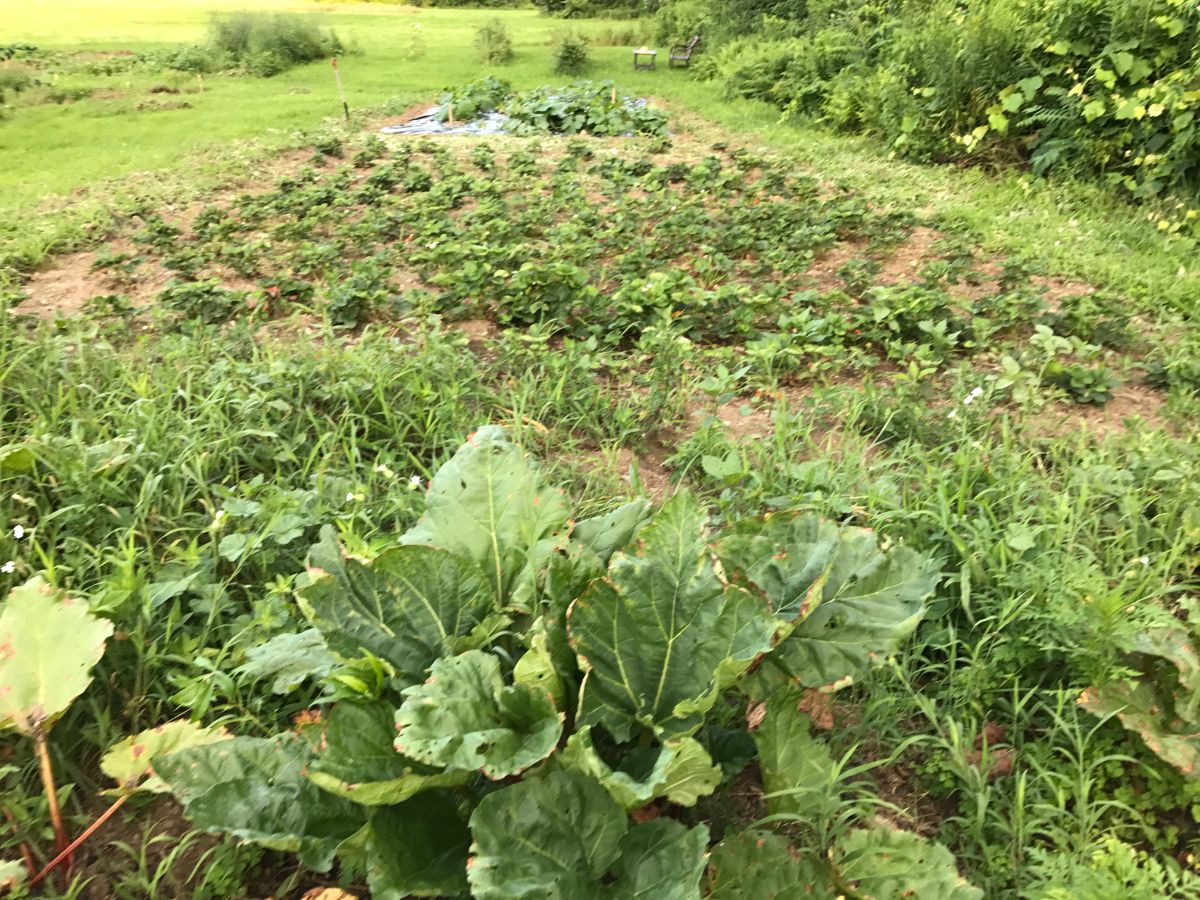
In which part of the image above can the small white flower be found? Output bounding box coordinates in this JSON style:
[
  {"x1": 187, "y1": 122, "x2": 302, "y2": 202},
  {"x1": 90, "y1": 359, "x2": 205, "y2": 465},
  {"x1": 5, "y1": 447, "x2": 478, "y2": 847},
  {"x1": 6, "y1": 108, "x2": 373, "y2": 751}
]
[
  {"x1": 963, "y1": 395, "x2": 974, "y2": 406},
  {"x1": 970, "y1": 387, "x2": 984, "y2": 399},
  {"x1": 427, "y1": 241, "x2": 438, "y2": 249},
  {"x1": 1140, "y1": 556, "x2": 1151, "y2": 567},
  {"x1": 12, "y1": 525, "x2": 24, "y2": 540},
  {"x1": 212, "y1": 510, "x2": 226, "y2": 528},
  {"x1": 947, "y1": 410, "x2": 957, "y2": 419},
  {"x1": 409, "y1": 475, "x2": 423, "y2": 490},
  {"x1": 346, "y1": 492, "x2": 357, "y2": 502},
  {"x1": 1, "y1": 561, "x2": 14, "y2": 574},
  {"x1": 374, "y1": 463, "x2": 396, "y2": 478}
]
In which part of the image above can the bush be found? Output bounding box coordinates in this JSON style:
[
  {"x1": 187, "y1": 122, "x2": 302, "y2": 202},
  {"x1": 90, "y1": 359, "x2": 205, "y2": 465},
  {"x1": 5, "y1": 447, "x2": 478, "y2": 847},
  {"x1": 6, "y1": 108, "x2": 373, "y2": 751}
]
[
  {"x1": 552, "y1": 30, "x2": 591, "y2": 75},
  {"x1": 475, "y1": 18, "x2": 515, "y2": 65},
  {"x1": 208, "y1": 12, "x2": 343, "y2": 76}
]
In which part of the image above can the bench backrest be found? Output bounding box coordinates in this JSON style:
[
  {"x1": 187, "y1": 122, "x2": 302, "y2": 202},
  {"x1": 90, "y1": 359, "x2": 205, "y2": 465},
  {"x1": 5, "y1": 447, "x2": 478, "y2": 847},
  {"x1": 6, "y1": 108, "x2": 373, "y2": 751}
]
[{"x1": 686, "y1": 35, "x2": 700, "y2": 50}]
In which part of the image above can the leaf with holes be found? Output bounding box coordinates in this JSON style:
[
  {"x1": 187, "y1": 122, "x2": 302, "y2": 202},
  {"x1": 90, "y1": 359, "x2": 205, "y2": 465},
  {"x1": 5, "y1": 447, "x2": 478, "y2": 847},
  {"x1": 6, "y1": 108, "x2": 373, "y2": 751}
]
[
  {"x1": 706, "y1": 829, "x2": 833, "y2": 899},
  {"x1": 0, "y1": 576, "x2": 113, "y2": 736},
  {"x1": 393, "y1": 650, "x2": 562, "y2": 779},
  {"x1": 753, "y1": 689, "x2": 837, "y2": 818},
  {"x1": 770, "y1": 528, "x2": 938, "y2": 687},
  {"x1": 569, "y1": 492, "x2": 776, "y2": 742}
]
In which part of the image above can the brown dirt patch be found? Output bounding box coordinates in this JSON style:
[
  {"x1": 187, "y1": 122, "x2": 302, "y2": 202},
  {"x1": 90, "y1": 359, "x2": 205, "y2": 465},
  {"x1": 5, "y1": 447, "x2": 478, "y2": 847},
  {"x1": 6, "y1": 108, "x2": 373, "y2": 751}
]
[
  {"x1": 15, "y1": 253, "x2": 104, "y2": 318},
  {"x1": 577, "y1": 445, "x2": 674, "y2": 502},
  {"x1": 1025, "y1": 382, "x2": 1169, "y2": 440}
]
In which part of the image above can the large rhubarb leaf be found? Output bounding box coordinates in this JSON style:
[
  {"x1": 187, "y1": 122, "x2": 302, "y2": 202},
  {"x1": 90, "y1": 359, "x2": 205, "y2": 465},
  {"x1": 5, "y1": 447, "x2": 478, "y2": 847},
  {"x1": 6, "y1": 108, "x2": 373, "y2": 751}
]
[
  {"x1": 768, "y1": 527, "x2": 939, "y2": 687},
  {"x1": 754, "y1": 689, "x2": 837, "y2": 818},
  {"x1": 401, "y1": 426, "x2": 569, "y2": 610},
  {"x1": 833, "y1": 828, "x2": 982, "y2": 899},
  {"x1": 466, "y1": 770, "x2": 706, "y2": 899},
  {"x1": 572, "y1": 499, "x2": 652, "y2": 564},
  {"x1": 308, "y1": 701, "x2": 468, "y2": 805},
  {"x1": 366, "y1": 792, "x2": 470, "y2": 898},
  {"x1": 560, "y1": 726, "x2": 721, "y2": 810},
  {"x1": 299, "y1": 529, "x2": 494, "y2": 688},
  {"x1": 0, "y1": 576, "x2": 113, "y2": 735},
  {"x1": 706, "y1": 829, "x2": 833, "y2": 900},
  {"x1": 393, "y1": 649, "x2": 562, "y2": 779},
  {"x1": 1080, "y1": 614, "x2": 1200, "y2": 777},
  {"x1": 154, "y1": 734, "x2": 364, "y2": 872},
  {"x1": 717, "y1": 514, "x2": 840, "y2": 622},
  {"x1": 569, "y1": 492, "x2": 776, "y2": 742},
  {"x1": 609, "y1": 818, "x2": 708, "y2": 900}
]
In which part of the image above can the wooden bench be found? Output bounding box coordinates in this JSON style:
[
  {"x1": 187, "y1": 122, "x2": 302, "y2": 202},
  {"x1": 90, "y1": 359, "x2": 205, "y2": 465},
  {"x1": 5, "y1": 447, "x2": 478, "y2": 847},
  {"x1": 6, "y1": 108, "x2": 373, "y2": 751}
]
[{"x1": 669, "y1": 36, "x2": 700, "y2": 69}]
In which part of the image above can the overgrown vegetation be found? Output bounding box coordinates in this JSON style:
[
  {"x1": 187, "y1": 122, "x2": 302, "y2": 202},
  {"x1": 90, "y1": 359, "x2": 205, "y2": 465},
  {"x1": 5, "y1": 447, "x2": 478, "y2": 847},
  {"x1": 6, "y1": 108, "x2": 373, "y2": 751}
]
[
  {"x1": 2, "y1": 120, "x2": 1200, "y2": 896},
  {"x1": 659, "y1": 0, "x2": 1200, "y2": 233}
]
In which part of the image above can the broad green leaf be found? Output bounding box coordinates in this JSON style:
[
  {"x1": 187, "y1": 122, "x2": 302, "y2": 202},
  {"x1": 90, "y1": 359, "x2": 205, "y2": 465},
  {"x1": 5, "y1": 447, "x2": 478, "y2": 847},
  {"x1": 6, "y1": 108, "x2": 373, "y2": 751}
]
[
  {"x1": 609, "y1": 818, "x2": 708, "y2": 899},
  {"x1": 468, "y1": 770, "x2": 625, "y2": 899},
  {"x1": 400, "y1": 426, "x2": 570, "y2": 609},
  {"x1": 774, "y1": 530, "x2": 938, "y2": 687},
  {"x1": 0, "y1": 577, "x2": 114, "y2": 736},
  {"x1": 467, "y1": 770, "x2": 707, "y2": 899},
  {"x1": 366, "y1": 792, "x2": 470, "y2": 898},
  {"x1": 570, "y1": 492, "x2": 776, "y2": 741},
  {"x1": 833, "y1": 828, "x2": 982, "y2": 899},
  {"x1": 308, "y1": 701, "x2": 468, "y2": 805},
  {"x1": 717, "y1": 513, "x2": 839, "y2": 622},
  {"x1": 573, "y1": 499, "x2": 652, "y2": 564},
  {"x1": 754, "y1": 690, "x2": 837, "y2": 818},
  {"x1": 560, "y1": 727, "x2": 720, "y2": 810},
  {"x1": 299, "y1": 530, "x2": 494, "y2": 688},
  {"x1": 154, "y1": 734, "x2": 364, "y2": 872},
  {"x1": 101, "y1": 721, "x2": 229, "y2": 795},
  {"x1": 706, "y1": 829, "x2": 834, "y2": 899},
  {"x1": 235, "y1": 629, "x2": 336, "y2": 694},
  {"x1": 394, "y1": 650, "x2": 562, "y2": 779}
]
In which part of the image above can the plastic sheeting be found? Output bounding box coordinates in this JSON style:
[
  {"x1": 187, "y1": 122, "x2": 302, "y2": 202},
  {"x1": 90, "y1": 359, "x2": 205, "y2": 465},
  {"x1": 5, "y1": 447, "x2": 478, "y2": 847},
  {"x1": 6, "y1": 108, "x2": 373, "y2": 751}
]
[{"x1": 379, "y1": 106, "x2": 509, "y2": 136}]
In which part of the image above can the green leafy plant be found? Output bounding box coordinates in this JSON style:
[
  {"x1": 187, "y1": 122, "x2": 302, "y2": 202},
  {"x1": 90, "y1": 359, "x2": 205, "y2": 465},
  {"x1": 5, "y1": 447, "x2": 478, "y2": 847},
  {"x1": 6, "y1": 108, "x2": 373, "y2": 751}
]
[
  {"x1": 1042, "y1": 361, "x2": 1122, "y2": 405},
  {"x1": 131, "y1": 426, "x2": 940, "y2": 896},
  {"x1": 475, "y1": 18, "x2": 515, "y2": 65},
  {"x1": 551, "y1": 30, "x2": 590, "y2": 75}
]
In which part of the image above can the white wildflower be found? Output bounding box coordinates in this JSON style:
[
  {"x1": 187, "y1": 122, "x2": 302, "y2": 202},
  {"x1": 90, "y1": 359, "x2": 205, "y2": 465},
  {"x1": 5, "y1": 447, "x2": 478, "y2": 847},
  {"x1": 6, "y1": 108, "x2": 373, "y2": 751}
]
[
  {"x1": 947, "y1": 410, "x2": 957, "y2": 419},
  {"x1": 12, "y1": 524, "x2": 24, "y2": 540},
  {"x1": 346, "y1": 492, "x2": 357, "y2": 502},
  {"x1": 970, "y1": 387, "x2": 984, "y2": 399},
  {"x1": 374, "y1": 463, "x2": 396, "y2": 478},
  {"x1": 409, "y1": 475, "x2": 423, "y2": 490},
  {"x1": 1, "y1": 560, "x2": 14, "y2": 574},
  {"x1": 1140, "y1": 556, "x2": 1150, "y2": 567}
]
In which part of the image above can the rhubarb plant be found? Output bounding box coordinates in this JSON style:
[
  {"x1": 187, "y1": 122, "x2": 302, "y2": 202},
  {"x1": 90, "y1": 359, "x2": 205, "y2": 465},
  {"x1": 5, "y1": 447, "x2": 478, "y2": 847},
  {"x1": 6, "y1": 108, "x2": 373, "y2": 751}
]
[{"x1": 139, "y1": 427, "x2": 953, "y2": 897}]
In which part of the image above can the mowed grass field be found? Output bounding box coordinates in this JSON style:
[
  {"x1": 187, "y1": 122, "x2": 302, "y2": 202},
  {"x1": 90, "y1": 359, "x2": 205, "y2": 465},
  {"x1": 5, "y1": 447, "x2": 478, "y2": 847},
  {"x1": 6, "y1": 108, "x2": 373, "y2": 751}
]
[{"x1": 2, "y1": 0, "x2": 1199, "y2": 312}]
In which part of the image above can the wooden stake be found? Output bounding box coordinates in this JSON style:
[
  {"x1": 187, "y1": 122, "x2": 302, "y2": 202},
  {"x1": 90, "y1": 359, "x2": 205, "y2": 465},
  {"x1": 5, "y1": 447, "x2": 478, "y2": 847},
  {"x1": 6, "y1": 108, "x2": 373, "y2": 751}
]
[
  {"x1": 448, "y1": 102, "x2": 455, "y2": 127},
  {"x1": 331, "y1": 57, "x2": 349, "y2": 122}
]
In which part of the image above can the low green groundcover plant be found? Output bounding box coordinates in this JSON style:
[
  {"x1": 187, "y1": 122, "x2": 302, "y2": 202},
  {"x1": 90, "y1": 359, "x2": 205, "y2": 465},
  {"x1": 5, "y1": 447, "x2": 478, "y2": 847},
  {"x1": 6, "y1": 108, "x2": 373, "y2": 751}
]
[{"x1": 93, "y1": 426, "x2": 964, "y2": 897}]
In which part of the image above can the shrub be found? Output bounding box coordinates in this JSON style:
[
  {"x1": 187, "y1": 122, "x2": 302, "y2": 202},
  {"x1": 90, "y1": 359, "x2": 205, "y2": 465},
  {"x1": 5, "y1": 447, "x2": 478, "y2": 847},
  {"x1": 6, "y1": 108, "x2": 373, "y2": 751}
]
[
  {"x1": 208, "y1": 12, "x2": 343, "y2": 76},
  {"x1": 474, "y1": 18, "x2": 515, "y2": 65},
  {"x1": 551, "y1": 30, "x2": 591, "y2": 75}
]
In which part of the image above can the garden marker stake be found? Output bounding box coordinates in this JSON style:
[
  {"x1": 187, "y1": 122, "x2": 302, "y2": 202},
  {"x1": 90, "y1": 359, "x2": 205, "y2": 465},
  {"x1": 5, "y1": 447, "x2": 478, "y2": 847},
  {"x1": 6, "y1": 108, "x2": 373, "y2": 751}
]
[{"x1": 332, "y1": 57, "x2": 349, "y2": 121}]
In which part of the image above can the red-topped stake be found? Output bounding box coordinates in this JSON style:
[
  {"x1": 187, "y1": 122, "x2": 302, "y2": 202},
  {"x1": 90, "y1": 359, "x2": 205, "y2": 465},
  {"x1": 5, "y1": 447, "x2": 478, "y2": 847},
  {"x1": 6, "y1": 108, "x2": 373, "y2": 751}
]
[{"x1": 331, "y1": 57, "x2": 349, "y2": 122}]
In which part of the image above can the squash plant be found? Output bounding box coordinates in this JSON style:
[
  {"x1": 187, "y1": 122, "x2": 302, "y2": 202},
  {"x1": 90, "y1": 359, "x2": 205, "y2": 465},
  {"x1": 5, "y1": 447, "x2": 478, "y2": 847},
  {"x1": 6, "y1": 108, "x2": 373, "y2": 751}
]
[{"x1": 133, "y1": 427, "x2": 969, "y2": 896}]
